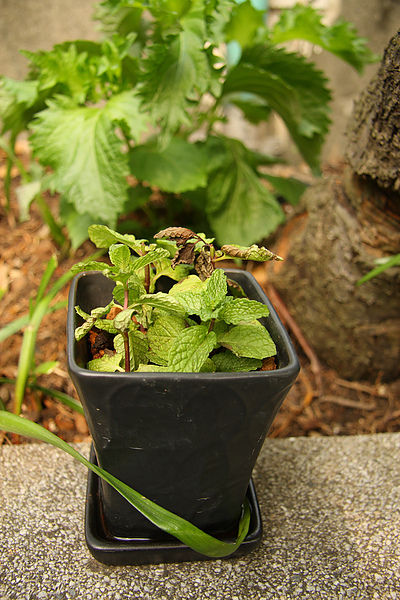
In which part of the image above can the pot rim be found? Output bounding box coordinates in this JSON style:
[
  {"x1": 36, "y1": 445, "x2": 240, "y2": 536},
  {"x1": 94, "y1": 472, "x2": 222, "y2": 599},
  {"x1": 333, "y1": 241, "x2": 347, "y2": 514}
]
[{"x1": 67, "y1": 269, "x2": 300, "y2": 381}]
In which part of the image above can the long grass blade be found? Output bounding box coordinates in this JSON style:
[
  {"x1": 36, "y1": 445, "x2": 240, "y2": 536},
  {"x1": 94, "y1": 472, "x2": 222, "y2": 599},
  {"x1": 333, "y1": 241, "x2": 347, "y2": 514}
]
[{"x1": 0, "y1": 412, "x2": 250, "y2": 558}]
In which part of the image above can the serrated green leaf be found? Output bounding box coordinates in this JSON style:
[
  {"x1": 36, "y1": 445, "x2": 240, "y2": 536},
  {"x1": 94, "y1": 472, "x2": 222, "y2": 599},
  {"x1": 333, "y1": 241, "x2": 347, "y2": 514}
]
[
  {"x1": 130, "y1": 137, "x2": 208, "y2": 193},
  {"x1": 71, "y1": 260, "x2": 110, "y2": 274},
  {"x1": 211, "y1": 350, "x2": 262, "y2": 372},
  {"x1": 87, "y1": 353, "x2": 124, "y2": 372},
  {"x1": 168, "y1": 326, "x2": 217, "y2": 372},
  {"x1": 217, "y1": 322, "x2": 276, "y2": 359},
  {"x1": 133, "y1": 292, "x2": 187, "y2": 317},
  {"x1": 30, "y1": 99, "x2": 129, "y2": 225},
  {"x1": 269, "y1": 4, "x2": 377, "y2": 73},
  {"x1": 109, "y1": 244, "x2": 133, "y2": 271},
  {"x1": 147, "y1": 313, "x2": 188, "y2": 364},
  {"x1": 0, "y1": 77, "x2": 43, "y2": 136},
  {"x1": 204, "y1": 136, "x2": 284, "y2": 245},
  {"x1": 217, "y1": 297, "x2": 269, "y2": 324},
  {"x1": 225, "y1": 0, "x2": 264, "y2": 48},
  {"x1": 140, "y1": 27, "x2": 211, "y2": 131},
  {"x1": 222, "y1": 46, "x2": 331, "y2": 171},
  {"x1": 104, "y1": 90, "x2": 148, "y2": 143},
  {"x1": 136, "y1": 364, "x2": 170, "y2": 372},
  {"x1": 114, "y1": 308, "x2": 135, "y2": 332},
  {"x1": 132, "y1": 248, "x2": 170, "y2": 272},
  {"x1": 88, "y1": 224, "x2": 147, "y2": 253},
  {"x1": 205, "y1": 268, "x2": 227, "y2": 310}
]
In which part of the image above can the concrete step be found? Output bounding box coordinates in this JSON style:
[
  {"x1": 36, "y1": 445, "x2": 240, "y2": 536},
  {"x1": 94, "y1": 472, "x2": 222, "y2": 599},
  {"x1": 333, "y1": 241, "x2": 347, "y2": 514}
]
[{"x1": 1, "y1": 433, "x2": 399, "y2": 599}]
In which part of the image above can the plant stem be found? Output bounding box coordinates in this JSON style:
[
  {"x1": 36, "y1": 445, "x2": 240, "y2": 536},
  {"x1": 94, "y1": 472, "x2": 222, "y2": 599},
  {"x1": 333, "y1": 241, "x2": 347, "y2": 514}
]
[
  {"x1": 123, "y1": 332, "x2": 131, "y2": 372},
  {"x1": 144, "y1": 264, "x2": 150, "y2": 293}
]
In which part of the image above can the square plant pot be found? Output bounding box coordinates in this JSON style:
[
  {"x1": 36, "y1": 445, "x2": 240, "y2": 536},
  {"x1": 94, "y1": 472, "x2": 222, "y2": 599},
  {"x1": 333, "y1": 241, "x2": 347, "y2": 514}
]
[{"x1": 67, "y1": 269, "x2": 300, "y2": 564}]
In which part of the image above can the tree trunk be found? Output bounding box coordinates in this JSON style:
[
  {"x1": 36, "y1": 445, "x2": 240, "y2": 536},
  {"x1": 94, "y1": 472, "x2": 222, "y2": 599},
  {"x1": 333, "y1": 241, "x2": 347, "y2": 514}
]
[{"x1": 268, "y1": 31, "x2": 400, "y2": 382}]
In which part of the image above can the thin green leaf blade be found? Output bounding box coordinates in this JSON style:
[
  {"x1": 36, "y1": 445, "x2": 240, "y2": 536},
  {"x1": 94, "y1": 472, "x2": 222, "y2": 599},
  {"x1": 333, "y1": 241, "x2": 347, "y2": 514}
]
[{"x1": 0, "y1": 412, "x2": 250, "y2": 557}]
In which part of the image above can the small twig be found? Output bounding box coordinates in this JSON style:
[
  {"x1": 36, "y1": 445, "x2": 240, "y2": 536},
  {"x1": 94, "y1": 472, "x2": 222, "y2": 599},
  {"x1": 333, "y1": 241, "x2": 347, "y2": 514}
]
[
  {"x1": 319, "y1": 395, "x2": 376, "y2": 411},
  {"x1": 266, "y1": 283, "x2": 323, "y2": 394},
  {"x1": 335, "y1": 378, "x2": 388, "y2": 397}
]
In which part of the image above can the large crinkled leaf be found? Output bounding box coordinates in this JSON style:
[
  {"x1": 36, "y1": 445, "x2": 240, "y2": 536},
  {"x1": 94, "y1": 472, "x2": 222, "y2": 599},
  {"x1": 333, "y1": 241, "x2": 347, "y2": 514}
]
[
  {"x1": 222, "y1": 46, "x2": 331, "y2": 171},
  {"x1": 139, "y1": 28, "x2": 211, "y2": 131},
  {"x1": 0, "y1": 78, "x2": 43, "y2": 136},
  {"x1": 105, "y1": 90, "x2": 148, "y2": 143},
  {"x1": 217, "y1": 321, "x2": 276, "y2": 359},
  {"x1": 269, "y1": 4, "x2": 377, "y2": 73},
  {"x1": 30, "y1": 98, "x2": 129, "y2": 224},
  {"x1": 130, "y1": 136, "x2": 208, "y2": 193},
  {"x1": 204, "y1": 136, "x2": 285, "y2": 246},
  {"x1": 168, "y1": 326, "x2": 217, "y2": 372}
]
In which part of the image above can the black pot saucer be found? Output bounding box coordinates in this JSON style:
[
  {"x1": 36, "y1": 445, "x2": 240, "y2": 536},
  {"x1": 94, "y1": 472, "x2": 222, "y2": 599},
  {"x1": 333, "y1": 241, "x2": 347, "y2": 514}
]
[{"x1": 84, "y1": 448, "x2": 263, "y2": 566}]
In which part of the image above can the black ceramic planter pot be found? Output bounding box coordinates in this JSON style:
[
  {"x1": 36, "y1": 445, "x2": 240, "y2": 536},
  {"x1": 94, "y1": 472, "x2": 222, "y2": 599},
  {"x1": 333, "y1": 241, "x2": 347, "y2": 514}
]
[{"x1": 67, "y1": 269, "x2": 299, "y2": 564}]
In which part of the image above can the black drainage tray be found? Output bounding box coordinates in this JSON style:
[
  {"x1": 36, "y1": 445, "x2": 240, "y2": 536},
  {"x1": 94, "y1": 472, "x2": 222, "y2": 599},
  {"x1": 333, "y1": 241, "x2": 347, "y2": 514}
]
[{"x1": 84, "y1": 447, "x2": 263, "y2": 566}]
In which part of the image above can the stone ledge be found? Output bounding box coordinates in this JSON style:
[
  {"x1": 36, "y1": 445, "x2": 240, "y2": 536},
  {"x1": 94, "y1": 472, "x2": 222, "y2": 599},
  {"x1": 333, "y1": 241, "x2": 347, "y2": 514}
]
[{"x1": 1, "y1": 433, "x2": 399, "y2": 599}]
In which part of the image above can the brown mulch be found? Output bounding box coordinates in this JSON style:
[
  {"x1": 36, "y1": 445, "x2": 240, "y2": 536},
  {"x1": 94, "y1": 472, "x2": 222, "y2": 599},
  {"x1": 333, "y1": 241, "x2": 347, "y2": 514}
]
[{"x1": 1, "y1": 145, "x2": 399, "y2": 445}]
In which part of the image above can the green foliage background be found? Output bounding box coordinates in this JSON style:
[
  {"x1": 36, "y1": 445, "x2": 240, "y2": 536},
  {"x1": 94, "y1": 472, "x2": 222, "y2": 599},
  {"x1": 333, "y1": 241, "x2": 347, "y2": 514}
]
[{"x1": 0, "y1": 0, "x2": 376, "y2": 248}]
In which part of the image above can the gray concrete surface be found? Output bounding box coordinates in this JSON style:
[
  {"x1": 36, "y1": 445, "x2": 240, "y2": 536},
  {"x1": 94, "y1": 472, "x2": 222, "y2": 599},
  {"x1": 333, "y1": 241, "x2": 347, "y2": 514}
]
[{"x1": 1, "y1": 433, "x2": 399, "y2": 599}]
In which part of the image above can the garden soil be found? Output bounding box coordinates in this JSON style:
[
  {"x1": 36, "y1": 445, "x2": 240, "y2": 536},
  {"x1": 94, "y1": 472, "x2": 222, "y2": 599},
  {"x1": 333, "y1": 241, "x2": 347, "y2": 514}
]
[{"x1": 1, "y1": 146, "x2": 399, "y2": 445}]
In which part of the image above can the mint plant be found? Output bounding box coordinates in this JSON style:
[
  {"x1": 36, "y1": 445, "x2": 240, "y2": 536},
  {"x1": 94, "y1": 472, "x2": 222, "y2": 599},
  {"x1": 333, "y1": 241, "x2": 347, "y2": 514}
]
[
  {"x1": 0, "y1": 1, "x2": 376, "y2": 248},
  {"x1": 72, "y1": 225, "x2": 282, "y2": 373}
]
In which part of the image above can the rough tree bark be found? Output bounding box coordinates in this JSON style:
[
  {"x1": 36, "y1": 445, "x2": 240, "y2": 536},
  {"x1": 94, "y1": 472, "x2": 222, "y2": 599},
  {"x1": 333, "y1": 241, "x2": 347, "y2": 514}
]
[{"x1": 268, "y1": 31, "x2": 400, "y2": 382}]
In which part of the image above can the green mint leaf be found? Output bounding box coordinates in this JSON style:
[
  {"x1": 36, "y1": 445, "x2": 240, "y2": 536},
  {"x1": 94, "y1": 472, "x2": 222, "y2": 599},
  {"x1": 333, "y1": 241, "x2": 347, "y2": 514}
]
[
  {"x1": 30, "y1": 98, "x2": 129, "y2": 225},
  {"x1": 217, "y1": 322, "x2": 276, "y2": 359},
  {"x1": 132, "y1": 248, "x2": 170, "y2": 272},
  {"x1": 87, "y1": 353, "x2": 124, "y2": 372},
  {"x1": 88, "y1": 224, "x2": 147, "y2": 253},
  {"x1": 168, "y1": 326, "x2": 217, "y2": 372},
  {"x1": 147, "y1": 313, "x2": 188, "y2": 365},
  {"x1": 204, "y1": 136, "x2": 285, "y2": 245},
  {"x1": 74, "y1": 302, "x2": 115, "y2": 340},
  {"x1": 130, "y1": 137, "x2": 208, "y2": 193},
  {"x1": 109, "y1": 243, "x2": 133, "y2": 271},
  {"x1": 136, "y1": 364, "x2": 170, "y2": 372},
  {"x1": 113, "y1": 308, "x2": 135, "y2": 332},
  {"x1": 199, "y1": 358, "x2": 216, "y2": 373},
  {"x1": 205, "y1": 268, "x2": 227, "y2": 311},
  {"x1": 133, "y1": 292, "x2": 187, "y2": 317},
  {"x1": 211, "y1": 351, "x2": 262, "y2": 372},
  {"x1": 217, "y1": 298, "x2": 269, "y2": 324},
  {"x1": 71, "y1": 260, "x2": 110, "y2": 274}
]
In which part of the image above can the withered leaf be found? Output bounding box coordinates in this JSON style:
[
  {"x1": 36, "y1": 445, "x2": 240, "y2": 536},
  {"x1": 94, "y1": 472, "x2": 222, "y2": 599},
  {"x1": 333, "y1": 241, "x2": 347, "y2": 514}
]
[
  {"x1": 171, "y1": 243, "x2": 196, "y2": 268},
  {"x1": 221, "y1": 244, "x2": 282, "y2": 262},
  {"x1": 194, "y1": 249, "x2": 215, "y2": 281},
  {"x1": 154, "y1": 227, "x2": 198, "y2": 246}
]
